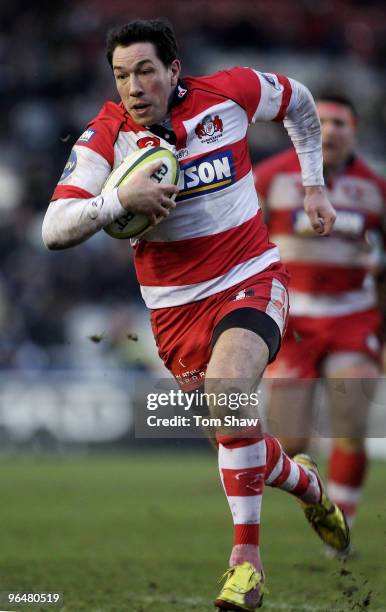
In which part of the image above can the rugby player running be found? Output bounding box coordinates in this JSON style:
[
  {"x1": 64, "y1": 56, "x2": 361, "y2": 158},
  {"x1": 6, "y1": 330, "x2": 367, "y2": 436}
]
[{"x1": 43, "y1": 19, "x2": 349, "y2": 611}]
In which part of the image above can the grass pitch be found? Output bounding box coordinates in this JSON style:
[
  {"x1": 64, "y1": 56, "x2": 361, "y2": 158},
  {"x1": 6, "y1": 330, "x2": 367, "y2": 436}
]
[{"x1": 0, "y1": 451, "x2": 384, "y2": 611}]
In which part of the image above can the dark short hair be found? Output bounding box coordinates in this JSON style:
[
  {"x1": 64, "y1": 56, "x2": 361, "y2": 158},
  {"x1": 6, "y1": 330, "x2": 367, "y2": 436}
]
[
  {"x1": 317, "y1": 93, "x2": 358, "y2": 119},
  {"x1": 106, "y1": 18, "x2": 178, "y2": 68}
]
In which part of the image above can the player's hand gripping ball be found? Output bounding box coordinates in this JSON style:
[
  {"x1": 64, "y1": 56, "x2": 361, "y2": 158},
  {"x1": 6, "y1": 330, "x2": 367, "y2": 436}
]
[{"x1": 102, "y1": 147, "x2": 180, "y2": 239}]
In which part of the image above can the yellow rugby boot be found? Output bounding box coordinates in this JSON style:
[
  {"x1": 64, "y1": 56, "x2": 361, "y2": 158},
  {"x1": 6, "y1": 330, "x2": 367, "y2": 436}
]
[
  {"x1": 215, "y1": 561, "x2": 265, "y2": 611},
  {"x1": 293, "y1": 453, "x2": 350, "y2": 552}
]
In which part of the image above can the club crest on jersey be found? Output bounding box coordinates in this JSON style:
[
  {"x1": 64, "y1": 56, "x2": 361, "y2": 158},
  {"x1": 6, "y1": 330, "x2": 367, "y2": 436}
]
[
  {"x1": 59, "y1": 150, "x2": 77, "y2": 182},
  {"x1": 177, "y1": 149, "x2": 235, "y2": 201},
  {"x1": 195, "y1": 114, "x2": 223, "y2": 144}
]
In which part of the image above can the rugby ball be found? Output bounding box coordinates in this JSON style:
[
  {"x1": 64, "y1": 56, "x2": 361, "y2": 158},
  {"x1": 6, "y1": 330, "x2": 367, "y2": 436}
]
[{"x1": 102, "y1": 147, "x2": 179, "y2": 239}]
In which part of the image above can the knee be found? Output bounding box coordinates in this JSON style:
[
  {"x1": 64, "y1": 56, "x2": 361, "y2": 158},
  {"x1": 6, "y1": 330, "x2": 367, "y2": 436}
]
[
  {"x1": 204, "y1": 379, "x2": 248, "y2": 419},
  {"x1": 207, "y1": 328, "x2": 269, "y2": 381},
  {"x1": 331, "y1": 414, "x2": 368, "y2": 438}
]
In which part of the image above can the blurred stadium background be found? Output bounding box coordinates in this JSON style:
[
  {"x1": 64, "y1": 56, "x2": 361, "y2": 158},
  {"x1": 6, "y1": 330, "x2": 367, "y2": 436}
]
[
  {"x1": 0, "y1": 2, "x2": 386, "y2": 611},
  {"x1": 0, "y1": 0, "x2": 385, "y2": 453}
]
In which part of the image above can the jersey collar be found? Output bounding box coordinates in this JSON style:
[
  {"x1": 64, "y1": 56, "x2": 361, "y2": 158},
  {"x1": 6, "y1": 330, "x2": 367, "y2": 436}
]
[
  {"x1": 168, "y1": 79, "x2": 188, "y2": 110},
  {"x1": 119, "y1": 79, "x2": 188, "y2": 143},
  {"x1": 147, "y1": 80, "x2": 188, "y2": 144}
]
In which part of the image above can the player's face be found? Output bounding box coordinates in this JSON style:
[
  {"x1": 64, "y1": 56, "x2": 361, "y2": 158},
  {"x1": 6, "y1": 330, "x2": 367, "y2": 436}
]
[
  {"x1": 317, "y1": 102, "x2": 356, "y2": 169},
  {"x1": 112, "y1": 43, "x2": 181, "y2": 126}
]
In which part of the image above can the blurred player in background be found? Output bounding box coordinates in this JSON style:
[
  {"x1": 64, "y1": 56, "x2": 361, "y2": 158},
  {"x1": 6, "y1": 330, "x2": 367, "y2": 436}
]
[
  {"x1": 254, "y1": 94, "x2": 386, "y2": 557},
  {"x1": 42, "y1": 19, "x2": 349, "y2": 610}
]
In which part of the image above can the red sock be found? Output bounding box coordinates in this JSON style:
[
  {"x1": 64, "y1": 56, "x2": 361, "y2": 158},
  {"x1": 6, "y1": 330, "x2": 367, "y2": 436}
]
[
  {"x1": 264, "y1": 435, "x2": 321, "y2": 504},
  {"x1": 327, "y1": 447, "x2": 367, "y2": 527},
  {"x1": 217, "y1": 434, "x2": 265, "y2": 553}
]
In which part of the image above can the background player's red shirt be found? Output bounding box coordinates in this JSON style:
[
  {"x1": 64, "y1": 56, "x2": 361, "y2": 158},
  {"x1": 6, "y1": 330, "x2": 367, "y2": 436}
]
[{"x1": 254, "y1": 150, "x2": 386, "y2": 317}]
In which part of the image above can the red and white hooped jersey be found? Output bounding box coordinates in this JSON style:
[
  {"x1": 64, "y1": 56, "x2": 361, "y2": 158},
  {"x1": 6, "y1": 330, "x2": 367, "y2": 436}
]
[
  {"x1": 254, "y1": 149, "x2": 386, "y2": 317},
  {"x1": 52, "y1": 68, "x2": 294, "y2": 309}
]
